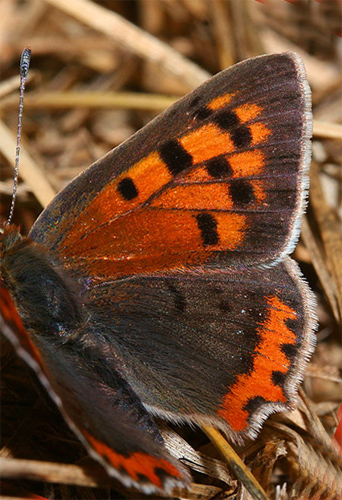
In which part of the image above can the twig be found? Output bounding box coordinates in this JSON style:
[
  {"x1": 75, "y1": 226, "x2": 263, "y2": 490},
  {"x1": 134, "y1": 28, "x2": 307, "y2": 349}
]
[
  {"x1": 1, "y1": 91, "x2": 177, "y2": 112},
  {"x1": 313, "y1": 120, "x2": 342, "y2": 140},
  {"x1": 0, "y1": 457, "x2": 220, "y2": 500}
]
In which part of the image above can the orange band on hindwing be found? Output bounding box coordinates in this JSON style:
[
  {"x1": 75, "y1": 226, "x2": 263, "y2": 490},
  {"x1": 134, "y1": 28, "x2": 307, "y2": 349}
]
[
  {"x1": 82, "y1": 430, "x2": 182, "y2": 488},
  {"x1": 218, "y1": 296, "x2": 298, "y2": 432}
]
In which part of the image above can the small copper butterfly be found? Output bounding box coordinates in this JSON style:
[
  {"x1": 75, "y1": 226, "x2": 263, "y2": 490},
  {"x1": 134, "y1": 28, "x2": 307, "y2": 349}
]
[{"x1": 0, "y1": 51, "x2": 316, "y2": 494}]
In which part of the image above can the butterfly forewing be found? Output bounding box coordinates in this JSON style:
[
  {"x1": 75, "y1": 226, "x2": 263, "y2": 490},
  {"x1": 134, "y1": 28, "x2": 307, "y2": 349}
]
[{"x1": 30, "y1": 52, "x2": 311, "y2": 280}]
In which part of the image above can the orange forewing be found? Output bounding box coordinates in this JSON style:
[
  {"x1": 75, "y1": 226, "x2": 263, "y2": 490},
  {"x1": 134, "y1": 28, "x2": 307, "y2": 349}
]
[
  {"x1": 62, "y1": 210, "x2": 247, "y2": 278},
  {"x1": 57, "y1": 103, "x2": 271, "y2": 278}
]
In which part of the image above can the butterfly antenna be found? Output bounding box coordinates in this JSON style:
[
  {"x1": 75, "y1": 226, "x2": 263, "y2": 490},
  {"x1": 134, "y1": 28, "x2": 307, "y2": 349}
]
[{"x1": 7, "y1": 47, "x2": 31, "y2": 226}]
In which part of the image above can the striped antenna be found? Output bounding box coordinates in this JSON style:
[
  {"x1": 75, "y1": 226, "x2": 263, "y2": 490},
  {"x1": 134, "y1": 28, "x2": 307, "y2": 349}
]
[{"x1": 7, "y1": 47, "x2": 31, "y2": 225}]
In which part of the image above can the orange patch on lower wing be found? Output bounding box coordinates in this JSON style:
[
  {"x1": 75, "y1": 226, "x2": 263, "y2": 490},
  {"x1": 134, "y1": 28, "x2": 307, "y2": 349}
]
[
  {"x1": 180, "y1": 124, "x2": 234, "y2": 164},
  {"x1": 83, "y1": 430, "x2": 182, "y2": 488},
  {"x1": 218, "y1": 296, "x2": 297, "y2": 432}
]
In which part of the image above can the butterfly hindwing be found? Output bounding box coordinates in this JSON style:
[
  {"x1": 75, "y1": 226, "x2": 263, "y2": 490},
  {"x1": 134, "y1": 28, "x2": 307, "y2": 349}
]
[
  {"x1": 84, "y1": 257, "x2": 315, "y2": 440},
  {"x1": 35, "y1": 335, "x2": 190, "y2": 493},
  {"x1": 30, "y1": 52, "x2": 311, "y2": 279}
]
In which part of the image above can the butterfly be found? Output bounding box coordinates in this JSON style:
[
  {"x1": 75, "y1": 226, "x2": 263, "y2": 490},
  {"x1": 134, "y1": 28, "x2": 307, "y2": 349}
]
[{"x1": 0, "y1": 52, "x2": 316, "y2": 494}]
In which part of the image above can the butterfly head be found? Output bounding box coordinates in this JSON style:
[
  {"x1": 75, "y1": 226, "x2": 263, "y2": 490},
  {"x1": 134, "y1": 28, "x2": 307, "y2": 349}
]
[{"x1": 0, "y1": 224, "x2": 24, "y2": 265}]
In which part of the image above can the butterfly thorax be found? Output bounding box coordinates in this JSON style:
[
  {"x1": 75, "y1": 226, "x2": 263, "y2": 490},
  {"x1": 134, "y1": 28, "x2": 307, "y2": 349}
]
[{"x1": 0, "y1": 224, "x2": 84, "y2": 340}]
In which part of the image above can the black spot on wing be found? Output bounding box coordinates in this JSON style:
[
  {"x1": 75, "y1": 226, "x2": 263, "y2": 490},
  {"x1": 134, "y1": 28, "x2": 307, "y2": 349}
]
[
  {"x1": 218, "y1": 300, "x2": 232, "y2": 313},
  {"x1": 206, "y1": 156, "x2": 233, "y2": 178},
  {"x1": 195, "y1": 213, "x2": 219, "y2": 246},
  {"x1": 281, "y1": 343, "x2": 298, "y2": 361},
  {"x1": 214, "y1": 109, "x2": 240, "y2": 129},
  {"x1": 189, "y1": 96, "x2": 200, "y2": 107},
  {"x1": 167, "y1": 283, "x2": 186, "y2": 313},
  {"x1": 272, "y1": 371, "x2": 286, "y2": 388},
  {"x1": 118, "y1": 177, "x2": 138, "y2": 200},
  {"x1": 231, "y1": 126, "x2": 253, "y2": 149},
  {"x1": 285, "y1": 317, "x2": 298, "y2": 335},
  {"x1": 244, "y1": 395, "x2": 268, "y2": 414},
  {"x1": 159, "y1": 140, "x2": 193, "y2": 176},
  {"x1": 213, "y1": 110, "x2": 252, "y2": 148},
  {"x1": 188, "y1": 96, "x2": 213, "y2": 120},
  {"x1": 154, "y1": 467, "x2": 180, "y2": 485},
  {"x1": 230, "y1": 179, "x2": 255, "y2": 205}
]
